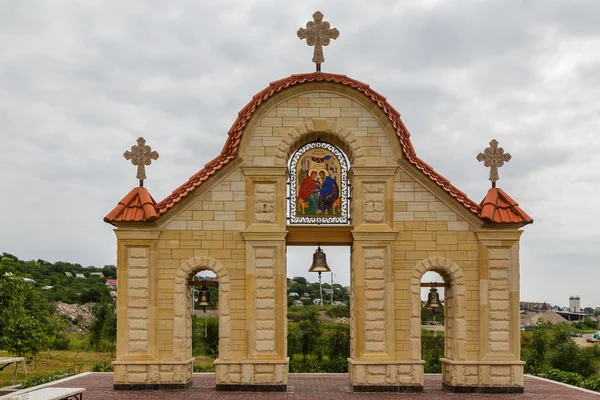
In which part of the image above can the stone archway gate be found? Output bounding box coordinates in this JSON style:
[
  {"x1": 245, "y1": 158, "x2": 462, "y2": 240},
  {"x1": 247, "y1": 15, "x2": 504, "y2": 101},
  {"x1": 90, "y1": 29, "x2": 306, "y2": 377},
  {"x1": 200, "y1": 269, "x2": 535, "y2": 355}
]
[{"x1": 105, "y1": 73, "x2": 532, "y2": 393}]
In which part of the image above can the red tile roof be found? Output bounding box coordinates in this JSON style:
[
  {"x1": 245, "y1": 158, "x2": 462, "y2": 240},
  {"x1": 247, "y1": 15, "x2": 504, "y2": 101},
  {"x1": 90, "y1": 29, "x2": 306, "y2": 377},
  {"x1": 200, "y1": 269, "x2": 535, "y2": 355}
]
[
  {"x1": 104, "y1": 187, "x2": 158, "y2": 223},
  {"x1": 479, "y1": 187, "x2": 533, "y2": 225},
  {"x1": 105, "y1": 72, "x2": 531, "y2": 225}
]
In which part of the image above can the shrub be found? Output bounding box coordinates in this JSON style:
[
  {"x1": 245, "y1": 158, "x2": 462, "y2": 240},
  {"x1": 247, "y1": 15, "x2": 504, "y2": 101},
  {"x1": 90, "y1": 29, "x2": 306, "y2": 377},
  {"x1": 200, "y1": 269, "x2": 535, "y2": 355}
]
[
  {"x1": 545, "y1": 368, "x2": 584, "y2": 387},
  {"x1": 547, "y1": 340, "x2": 597, "y2": 377},
  {"x1": 21, "y1": 369, "x2": 77, "y2": 389},
  {"x1": 193, "y1": 363, "x2": 215, "y2": 372},
  {"x1": 524, "y1": 324, "x2": 549, "y2": 374},
  {"x1": 88, "y1": 301, "x2": 117, "y2": 353},
  {"x1": 583, "y1": 376, "x2": 600, "y2": 392},
  {"x1": 421, "y1": 329, "x2": 444, "y2": 373},
  {"x1": 91, "y1": 362, "x2": 113, "y2": 372},
  {"x1": 287, "y1": 323, "x2": 302, "y2": 356},
  {"x1": 288, "y1": 354, "x2": 348, "y2": 373},
  {"x1": 325, "y1": 305, "x2": 350, "y2": 319},
  {"x1": 191, "y1": 316, "x2": 219, "y2": 357},
  {"x1": 584, "y1": 318, "x2": 598, "y2": 330},
  {"x1": 321, "y1": 356, "x2": 348, "y2": 373},
  {"x1": 51, "y1": 335, "x2": 71, "y2": 351},
  {"x1": 544, "y1": 368, "x2": 600, "y2": 392},
  {"x1": 298, "y1": 308, "x2": 322, "y2": 357},
  {"x1": 327, "y1": 324, "x2": 350, "y2": 360}
]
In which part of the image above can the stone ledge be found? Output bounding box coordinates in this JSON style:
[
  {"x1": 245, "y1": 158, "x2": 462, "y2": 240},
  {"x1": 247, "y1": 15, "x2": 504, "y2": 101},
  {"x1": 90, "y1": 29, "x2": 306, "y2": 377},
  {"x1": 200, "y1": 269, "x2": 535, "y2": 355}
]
[
  {"x1": 353, "y1": 385, "x2": 423, "y2": 392},
  {"x1": 440, "y1": 358, "x2": 525, "y2": 365},
  {"x1": 216, "y1": 384, "x2": 287, "y2": 392},
  {"x1": 112, "y1": 358, "x2": 195, "y2": 365},
  {"x1": 348, "y1": 359, "x2": 425, "y2": 365},
  {"x1": 442, "y1": 382, "x2": 524, "y2": 394},
  {"x1": 214, "y1": 358, "x2": 289, "y2": 365},
  {"x1": 113, "y1": 380, "x2": 193, "y2": 391}
]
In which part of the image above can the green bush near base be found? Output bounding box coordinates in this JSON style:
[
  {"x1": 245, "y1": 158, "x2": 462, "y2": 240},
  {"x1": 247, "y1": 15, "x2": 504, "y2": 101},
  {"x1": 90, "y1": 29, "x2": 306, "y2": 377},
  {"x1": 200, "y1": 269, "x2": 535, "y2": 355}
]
[
  {"x1": 544, "y1": 368, "x2": 600, "y2": 392},
  {"x1": 21, "y1": 370, "x2": 77, "y2": 389},
  {"x1": 289, "y1": 354, "x2": 348, "y2": 373}
]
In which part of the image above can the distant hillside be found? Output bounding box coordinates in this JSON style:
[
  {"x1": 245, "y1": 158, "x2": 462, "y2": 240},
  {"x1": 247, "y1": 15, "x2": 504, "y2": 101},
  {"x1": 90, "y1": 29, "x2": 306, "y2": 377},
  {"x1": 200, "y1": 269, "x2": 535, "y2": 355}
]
[{"x1": 0, "y1": 252, "x2": 116, "y2": 304}]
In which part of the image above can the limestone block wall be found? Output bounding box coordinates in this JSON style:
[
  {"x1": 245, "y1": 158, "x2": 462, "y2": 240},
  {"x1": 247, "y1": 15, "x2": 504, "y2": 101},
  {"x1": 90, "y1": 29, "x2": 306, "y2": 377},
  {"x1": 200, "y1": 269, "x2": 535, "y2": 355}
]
[
  {"x1": 391, "y1": 168, "x2": 481, "y2": 362},
  {"x1": 240, "y1": 87, "x2": 400, "y2": 169},
  {"x1": 155, "y1": 167, "x2": 248, "y2": 362}
]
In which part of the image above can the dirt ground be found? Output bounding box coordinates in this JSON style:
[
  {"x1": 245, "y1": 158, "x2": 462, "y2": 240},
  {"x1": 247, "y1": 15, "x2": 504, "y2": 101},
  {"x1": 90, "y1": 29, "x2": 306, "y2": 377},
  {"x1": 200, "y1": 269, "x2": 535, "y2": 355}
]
[{"x1": 574, "y1": 337, "x2": 599, "y2": 348}]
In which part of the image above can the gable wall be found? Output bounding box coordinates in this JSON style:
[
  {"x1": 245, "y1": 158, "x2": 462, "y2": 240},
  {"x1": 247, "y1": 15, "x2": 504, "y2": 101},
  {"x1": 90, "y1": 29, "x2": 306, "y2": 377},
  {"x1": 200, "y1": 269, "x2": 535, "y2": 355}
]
[{"x1": 243, "y1": 91, "x2": 397, "y2": 167}]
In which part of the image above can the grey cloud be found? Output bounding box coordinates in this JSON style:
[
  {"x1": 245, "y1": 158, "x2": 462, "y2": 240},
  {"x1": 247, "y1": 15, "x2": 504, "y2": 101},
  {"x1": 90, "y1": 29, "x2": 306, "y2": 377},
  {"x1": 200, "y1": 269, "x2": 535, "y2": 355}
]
[{"x1": 1, "y1": 0, "x2": 600, "y2": 306}]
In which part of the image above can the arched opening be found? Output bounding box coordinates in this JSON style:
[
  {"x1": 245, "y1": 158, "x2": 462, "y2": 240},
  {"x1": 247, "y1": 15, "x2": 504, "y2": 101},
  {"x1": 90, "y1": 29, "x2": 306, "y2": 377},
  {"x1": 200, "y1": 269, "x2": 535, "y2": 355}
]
[
  {"x1": 285, "y1": 245, "x2": 351, "y2": 373},
  {"x1": 410, "y1": 257, "x2": 467, "y2": 386},
  {"x1": 190, "y1": 270, "x2": 219, "y2": 372},
  {"x1": 173, "y1": 256, "x2": 231, "y2": 373},
  {"x1": 420, "y1": 271, "x2": 446, "y2": 374}
]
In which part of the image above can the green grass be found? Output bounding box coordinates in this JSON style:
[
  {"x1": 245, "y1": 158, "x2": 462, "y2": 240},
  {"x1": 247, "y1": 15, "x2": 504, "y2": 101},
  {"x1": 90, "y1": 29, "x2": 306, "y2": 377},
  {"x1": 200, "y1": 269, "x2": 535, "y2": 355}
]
[
  {"x1": 0, "y1": 350, "x2": 114, "y2": 388},
  {"x1": 193, "y1": 355, "x2": 216, "y2": 372}
]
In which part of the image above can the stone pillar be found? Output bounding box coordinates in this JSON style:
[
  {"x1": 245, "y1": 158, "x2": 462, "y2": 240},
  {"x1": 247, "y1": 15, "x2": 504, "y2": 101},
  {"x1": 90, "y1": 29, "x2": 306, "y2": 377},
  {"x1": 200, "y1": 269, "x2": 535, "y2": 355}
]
[
  {"x1": 349, "y1": 166, "x2": 421, "y2": 391},
  {"x1": 214, "y1": 166, "x2": 288, "y2": 391},
  {"x1": 441, "y1": 230, "x2": 524, "y2": 393},
  {"x1": 112, "y1": 230, "x2": 184, "y2": 390}
]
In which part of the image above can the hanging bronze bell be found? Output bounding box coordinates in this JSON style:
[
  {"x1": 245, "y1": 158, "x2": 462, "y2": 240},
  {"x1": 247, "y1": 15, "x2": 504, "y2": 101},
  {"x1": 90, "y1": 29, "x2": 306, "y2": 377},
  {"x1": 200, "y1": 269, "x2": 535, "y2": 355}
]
[
  {"x1": 195, "y1": 280, "x2": 215, "y2": 312},
  {"x1": 425, "y1": 287, "x2": 442, "y2": 309},
  {"x1": 308, "y1": 246, "x2": 331, "y2": 274}
]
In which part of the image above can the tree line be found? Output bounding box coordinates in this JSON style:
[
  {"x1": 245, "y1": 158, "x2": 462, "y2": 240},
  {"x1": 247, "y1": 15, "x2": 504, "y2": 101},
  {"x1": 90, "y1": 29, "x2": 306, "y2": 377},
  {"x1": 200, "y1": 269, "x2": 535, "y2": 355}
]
[{"x1": 0, "y1": 253, "x2": 117, "y2": 360}]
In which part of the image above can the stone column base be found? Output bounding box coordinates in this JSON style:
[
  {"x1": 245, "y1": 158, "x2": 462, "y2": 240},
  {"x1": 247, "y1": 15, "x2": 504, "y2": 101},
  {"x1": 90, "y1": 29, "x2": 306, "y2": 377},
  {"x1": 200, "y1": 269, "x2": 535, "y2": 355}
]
[
  {"x1": 441, "y1": 359, "x2": 525, "y2": 393},
  {"x1": 348, "y1": 359, "x2": 424, "y2": 392},
  {"x1": 214, "y1": 359, "x2": 288, "y2": 391},
  {"x1": 112, "y1": 359, "x2": 194, "y2": 390}
]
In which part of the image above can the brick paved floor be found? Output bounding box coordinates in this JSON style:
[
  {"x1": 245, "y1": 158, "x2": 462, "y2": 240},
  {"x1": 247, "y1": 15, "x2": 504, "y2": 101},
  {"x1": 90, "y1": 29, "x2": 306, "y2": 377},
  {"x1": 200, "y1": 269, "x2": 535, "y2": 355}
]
[{"x1": 47, "y1": 373, "x2": 598, "y2": 399}]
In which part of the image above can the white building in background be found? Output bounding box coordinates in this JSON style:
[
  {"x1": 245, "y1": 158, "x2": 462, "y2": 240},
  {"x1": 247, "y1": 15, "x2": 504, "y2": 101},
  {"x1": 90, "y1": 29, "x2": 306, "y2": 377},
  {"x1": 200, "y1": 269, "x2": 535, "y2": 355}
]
[{"x1": 569, "y1": 296, "x2": 581, "y2": 313}]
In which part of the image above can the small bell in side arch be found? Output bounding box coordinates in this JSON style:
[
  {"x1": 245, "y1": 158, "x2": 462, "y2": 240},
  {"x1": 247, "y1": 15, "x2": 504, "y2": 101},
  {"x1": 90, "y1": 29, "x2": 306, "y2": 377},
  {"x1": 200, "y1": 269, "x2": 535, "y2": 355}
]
[
  {"x1": 425, "y1": 286, "x2": 442, "y2": 310},
  {"x1": 195, "y1": 279, "x2": 215, "y2": 312}
]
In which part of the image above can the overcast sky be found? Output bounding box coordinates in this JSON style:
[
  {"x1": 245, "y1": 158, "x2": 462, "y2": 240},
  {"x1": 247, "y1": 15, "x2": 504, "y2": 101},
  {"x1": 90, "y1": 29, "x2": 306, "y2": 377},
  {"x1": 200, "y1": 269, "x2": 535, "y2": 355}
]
[{"x1": 1, "y1": 1, "x2": 599, "y2": 308}]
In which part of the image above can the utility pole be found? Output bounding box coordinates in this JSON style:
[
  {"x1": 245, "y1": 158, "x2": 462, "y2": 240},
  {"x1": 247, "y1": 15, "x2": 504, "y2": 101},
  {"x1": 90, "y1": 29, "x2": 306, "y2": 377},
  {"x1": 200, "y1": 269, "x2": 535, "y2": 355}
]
[{"x1": 330, "y1": 273, "x2": 334, "y2": 304}]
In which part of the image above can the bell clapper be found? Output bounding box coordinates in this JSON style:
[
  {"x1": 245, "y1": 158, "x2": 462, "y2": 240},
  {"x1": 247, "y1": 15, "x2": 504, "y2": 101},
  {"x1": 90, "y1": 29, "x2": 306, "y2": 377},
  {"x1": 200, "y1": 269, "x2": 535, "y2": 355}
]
[
  {"x1": 204, "y1": 313, "x2": 208, "y2": 338},
  {"x1": 318, "y1": 271, "x2": 323, "y2": 307}
]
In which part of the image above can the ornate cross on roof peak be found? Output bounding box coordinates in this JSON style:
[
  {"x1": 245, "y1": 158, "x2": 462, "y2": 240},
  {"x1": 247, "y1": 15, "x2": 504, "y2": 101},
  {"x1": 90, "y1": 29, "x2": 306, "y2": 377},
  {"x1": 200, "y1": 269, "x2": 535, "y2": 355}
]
[
  {"x1": 123, "y1": 137, "x2": 159, "y2": 187},
  {"x1": 297, "y1": 11, "x2": 339, "y2": 72},
  {"x1": 477, "y1": 139, "x2": 511, "y2": 188}
]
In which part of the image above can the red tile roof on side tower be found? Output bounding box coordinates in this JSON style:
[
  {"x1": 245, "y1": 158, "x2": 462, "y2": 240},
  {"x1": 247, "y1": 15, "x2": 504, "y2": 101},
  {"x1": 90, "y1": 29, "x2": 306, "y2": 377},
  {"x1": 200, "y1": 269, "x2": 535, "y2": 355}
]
[
  {"x1": 479, "y1": 187, "x2": 533, "y2": 225},
  {"x1": 104, "y1": 187, "x2": 158, "y2": 223},
  {"x1": 104, "y1": 72, "x2": 532, "y2": 226}
]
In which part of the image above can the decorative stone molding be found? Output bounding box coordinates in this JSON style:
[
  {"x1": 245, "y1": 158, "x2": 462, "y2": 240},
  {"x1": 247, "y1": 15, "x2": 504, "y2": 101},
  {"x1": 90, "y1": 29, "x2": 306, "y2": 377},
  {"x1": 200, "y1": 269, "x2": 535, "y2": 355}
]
[
  {"x1": 274, "y1": 119, "x2": 365, "y2": 166},
  {"x1": 441, "y1": 359, "x2": 525, "y2": 392},
  {"x1": 409, "y1": 257, "x2": 467, "y2": 361},
  {"x1": 173, "y1": 256, "x2": 231, "y2": 361},
  {"x1": 349, "y1": 359, "x2": 425, "y2": 391},
  {"x1": 214, "y1": 359, "x2": 288, "y2": 389}
]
